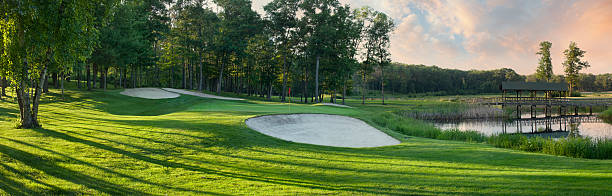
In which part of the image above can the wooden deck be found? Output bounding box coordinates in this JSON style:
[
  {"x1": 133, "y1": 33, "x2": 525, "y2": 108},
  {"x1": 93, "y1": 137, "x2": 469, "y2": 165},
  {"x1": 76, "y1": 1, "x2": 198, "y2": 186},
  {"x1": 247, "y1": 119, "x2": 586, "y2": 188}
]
[{"x1": 470, "y1": 97, "x2": 612, "y2": 107}]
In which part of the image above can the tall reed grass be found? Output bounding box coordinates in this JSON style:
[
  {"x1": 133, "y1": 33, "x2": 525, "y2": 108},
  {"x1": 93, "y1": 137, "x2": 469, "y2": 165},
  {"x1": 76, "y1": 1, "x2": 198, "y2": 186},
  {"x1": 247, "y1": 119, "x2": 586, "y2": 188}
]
[
  {"x1": 372, "y1": 112, "x2": 612, "y2": 159},
  {"x1": 372, "y1": 112, "x2": 486, "y2": 143},
  {"x1": 601, "y1": 108, "x2": 612, "y2": 123},
  {"x1": 396, "y1": 104, "x2": 504, "y2": 121}
]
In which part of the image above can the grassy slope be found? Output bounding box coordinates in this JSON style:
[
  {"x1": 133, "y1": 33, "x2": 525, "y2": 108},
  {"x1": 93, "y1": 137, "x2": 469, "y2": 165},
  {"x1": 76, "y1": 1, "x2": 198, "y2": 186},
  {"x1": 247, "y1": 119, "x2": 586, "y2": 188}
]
[{"x1": 0, "y1": 88, "x2": 611, "y2": 195}]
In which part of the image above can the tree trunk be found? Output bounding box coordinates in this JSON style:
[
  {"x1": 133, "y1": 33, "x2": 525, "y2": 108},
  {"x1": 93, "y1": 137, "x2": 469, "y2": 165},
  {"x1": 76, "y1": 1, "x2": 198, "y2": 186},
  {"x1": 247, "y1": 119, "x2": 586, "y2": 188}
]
[
  {"x1": 182, "y1": 61, "x2": 186, "y2": 89},
  {"x1": 281, "y1": 55, "x2": 287, "y2": 102},
  {"x1": 189, "y1": 62, "x2": 193, "y2": 90},
  {"x1": 60, "y1": 72, "x2": 64, "y2": 99},
  {"x1": 77, "y1": 68, "x2": 81, "y2": 89},
  {"x1": 343, "y1": 82, "x2": 346, "y2": 105},
  {"x1": 103, "y1": 68, "x2": 107, "y2": 91},
  {"x1": 217, "y1": 56, "x2": 225, "y2": 95},
  {"x1": 119, "y1": 67, "x2": 123, "y2": 88},
  {"x1": 304, "y1": 67, "x2": 308, "y2": 104},
  {"x1": 52, "y1": 72, "x2": 57, "y2": 88},
  {"x1": 43, "y1": 75, "x2": 49, "y2": 93},
  {"x1": 87, "y1": 65, "x2": 91, "y2": 90},
  {"x1": 315, "y1": 56, "x2": 320, "y2": 103},
  {"x1": 99, "y1": 67, "x2": 103, "y2": 89},
  {"x1": 31, "y1": 65, "x2": 47, "y2": 127},
  {"x1": 381, "y1": 66, "x2": 385, "y2": 105},
  {"x1": 16, "y1": 59, "x2": 46, "y2": 128},
  {"x1": 0, "y1": 77, "x2": 3, "y2": 100},
  {"x1": 267, "y1": 82, "x2": 272, "y2": 100},
  {"x1": 132, "y1": 66, "x2": 136, "y2": 88},
  {"x1": 1, "y1": 77, "x2": 6, "y2": 96},
  {"x1": 199, "y1": 56, "x2": 203, "y2": 91},
  {"x1": 362, "y1": 71, "x2": 366, "y2": 104},
  {"x1": 92, "y1": 64, "x2": 97, "y2": 89}
]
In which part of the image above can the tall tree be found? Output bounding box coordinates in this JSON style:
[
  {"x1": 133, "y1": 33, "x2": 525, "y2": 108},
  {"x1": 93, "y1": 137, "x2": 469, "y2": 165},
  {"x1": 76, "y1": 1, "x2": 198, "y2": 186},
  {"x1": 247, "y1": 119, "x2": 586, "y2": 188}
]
[
  {"x1": 1, "y1": 0, "x2": 113, "y2": 128},
  {"x1": 264, "y1": 0, "x2": 299, "y2": 102},
  {"x1": 355, "y1": 7, "x2": 373, "y2": 104},
  {"x1": 535, "y1": 41, "x2": 553, "y2": 82},
  {"x1": 300, "y1": 0, "x2": 341, "y2": 103},
  {"x1": 562, "y1": 41, "x2": 590, "y2": 96},
  {"x1": 365, "y1": 11, "x2": 394, "y2": 105},
  {"x1": 214, "y1": 0, "x2": 259, "y2": 95}
]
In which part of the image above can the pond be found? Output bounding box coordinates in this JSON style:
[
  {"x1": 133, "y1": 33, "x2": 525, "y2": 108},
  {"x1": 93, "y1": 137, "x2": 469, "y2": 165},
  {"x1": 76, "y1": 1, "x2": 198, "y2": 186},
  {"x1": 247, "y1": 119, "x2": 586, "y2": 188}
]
[{"x1": 432, "y1": 114, "x2": 612, "y2": 139}]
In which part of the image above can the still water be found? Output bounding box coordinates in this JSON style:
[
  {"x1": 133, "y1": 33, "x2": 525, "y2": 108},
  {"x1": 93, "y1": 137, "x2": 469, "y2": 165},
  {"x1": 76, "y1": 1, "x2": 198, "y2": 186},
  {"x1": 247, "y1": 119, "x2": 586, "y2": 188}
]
[{"x1": 433, "y1": 114, "x2": 612, "y2": 139}]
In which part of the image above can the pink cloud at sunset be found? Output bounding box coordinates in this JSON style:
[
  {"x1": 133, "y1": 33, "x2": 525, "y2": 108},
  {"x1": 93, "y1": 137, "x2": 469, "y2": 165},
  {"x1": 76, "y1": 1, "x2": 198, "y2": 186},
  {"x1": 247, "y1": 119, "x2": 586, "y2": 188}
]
[{"x1": 252, "y1": 0, "x2": 612, "y2": 74}]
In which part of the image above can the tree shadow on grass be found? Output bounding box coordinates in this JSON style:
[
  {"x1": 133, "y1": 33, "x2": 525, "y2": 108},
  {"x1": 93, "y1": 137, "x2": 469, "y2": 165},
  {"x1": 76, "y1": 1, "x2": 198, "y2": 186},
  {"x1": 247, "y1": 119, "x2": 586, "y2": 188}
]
[
  {"x1": 29, "y1": 122, "x2": 612, "y2": 195},
  {"x1": 0, "y1": 142, "x2": 151, "y2": 195},
  {"x1": 0, "y1": 105, "x2": 18, "y2": 120},
  {"x1": 0, "y1": 136, "x2": 228, "y2": 195}
]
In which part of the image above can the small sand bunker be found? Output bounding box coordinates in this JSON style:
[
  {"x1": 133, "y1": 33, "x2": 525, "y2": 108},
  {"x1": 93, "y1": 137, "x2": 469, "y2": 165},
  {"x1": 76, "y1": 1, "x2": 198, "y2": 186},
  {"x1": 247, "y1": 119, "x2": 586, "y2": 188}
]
[
  {"x1": 246, "y1": 114, "x2": 400, "y2": 148},
  {"x1": 120, "y1": 88, "x2": 180, "y2": 99},
  {"x1": 162, "y1": 88, "x2": 244, "y2": 101},
  {"x1": 321, "y1": 103, "x2": 352, "y2": 108}
]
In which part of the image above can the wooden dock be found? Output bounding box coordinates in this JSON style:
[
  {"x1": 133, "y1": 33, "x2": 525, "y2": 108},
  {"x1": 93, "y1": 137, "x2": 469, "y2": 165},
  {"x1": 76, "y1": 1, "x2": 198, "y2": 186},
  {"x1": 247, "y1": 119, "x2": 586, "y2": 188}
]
[
  {"x1": 474, "y1": 97, "x2": 612, "y2": 107},
  {"x1": 466, "y1": 97, "x2": 612, "y2": 119}
]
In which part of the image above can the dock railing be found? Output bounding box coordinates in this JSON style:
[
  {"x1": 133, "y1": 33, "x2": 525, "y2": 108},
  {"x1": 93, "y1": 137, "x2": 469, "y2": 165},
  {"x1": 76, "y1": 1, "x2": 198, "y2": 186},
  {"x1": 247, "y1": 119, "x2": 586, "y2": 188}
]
[{"x1": 467, "y1": 97, "x2": 612, "y2": 106}]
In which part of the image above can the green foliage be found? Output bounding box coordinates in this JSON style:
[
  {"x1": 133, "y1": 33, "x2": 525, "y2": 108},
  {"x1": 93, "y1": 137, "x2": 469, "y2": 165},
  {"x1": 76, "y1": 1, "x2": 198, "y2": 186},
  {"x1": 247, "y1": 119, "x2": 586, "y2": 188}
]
[
  {"x1": 1, "y1": 0, "x2": 115, "y2": 128},
  {"x1": 535, "y1": 41, "x2": 553, "y2": 82},
  {"x1": 489, "y1": 134, "x2": 612, "y2": 159},
  {"x1": 436, "y1": 129, "x2": 486, "y2": 143},
  {"x1": 365, "y1": 63, "x2": 526, "y2": 95},
  {"x1": 601, "y1": 108, "x2": 612, "y2": 123},
  {"x1": 563, "y1": 41, "x2": 590, "y2": 95}
]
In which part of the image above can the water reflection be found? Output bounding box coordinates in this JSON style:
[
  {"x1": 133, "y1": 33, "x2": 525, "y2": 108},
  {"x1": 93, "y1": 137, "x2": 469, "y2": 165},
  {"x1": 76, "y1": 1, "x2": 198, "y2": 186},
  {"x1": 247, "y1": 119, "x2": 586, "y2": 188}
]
[{"x1": 433, "y1": 115, "x2": 612, "y2": 139}]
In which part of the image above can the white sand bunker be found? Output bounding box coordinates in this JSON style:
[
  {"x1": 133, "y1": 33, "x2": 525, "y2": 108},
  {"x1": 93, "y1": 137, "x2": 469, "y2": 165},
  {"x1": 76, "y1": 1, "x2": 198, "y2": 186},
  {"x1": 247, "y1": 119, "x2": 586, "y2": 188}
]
[
  {"x1": 162, "y1": 88, "x2": 244, "y2": 101},
  {"x1": 246, "y1": 114, "x2": 400, "y2": 148},
  {"x1": 120, "y1": 88, "x2": 180, "y2": 99},
  {"x1": 321, "y1": 103, "x2": 352, "y2": 108}
]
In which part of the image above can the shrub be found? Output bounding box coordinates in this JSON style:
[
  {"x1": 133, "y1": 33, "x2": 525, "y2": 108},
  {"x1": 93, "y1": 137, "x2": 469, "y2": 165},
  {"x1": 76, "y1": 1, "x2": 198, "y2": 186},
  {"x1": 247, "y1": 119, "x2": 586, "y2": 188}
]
[{"x1": 600, "y1": 109, "x2": 612, "y2": 123}]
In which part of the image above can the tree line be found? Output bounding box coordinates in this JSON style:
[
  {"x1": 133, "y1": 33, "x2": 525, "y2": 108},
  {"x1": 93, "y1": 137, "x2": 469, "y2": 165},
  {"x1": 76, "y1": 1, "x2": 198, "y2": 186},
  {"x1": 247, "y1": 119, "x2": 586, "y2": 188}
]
[
  {"x1": 1, "y1": 0, "x2": 395, "y2": 128},
  {"x1": 1, "y1": 0, "x2": 610, "y2": 129}
]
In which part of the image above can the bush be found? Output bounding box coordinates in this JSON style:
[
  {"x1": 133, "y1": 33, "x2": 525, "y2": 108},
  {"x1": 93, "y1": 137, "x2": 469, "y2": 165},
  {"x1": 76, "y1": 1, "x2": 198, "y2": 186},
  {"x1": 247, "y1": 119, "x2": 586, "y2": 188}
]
[{"x1": 600, "y1": 109, "x2": 612, "y2": 123}]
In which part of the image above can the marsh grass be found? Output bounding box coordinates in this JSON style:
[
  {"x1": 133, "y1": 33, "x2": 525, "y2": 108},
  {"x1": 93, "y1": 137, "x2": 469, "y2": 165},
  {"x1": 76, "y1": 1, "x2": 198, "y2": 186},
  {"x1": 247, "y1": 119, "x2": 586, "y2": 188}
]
[
  {"x1": 373, "y1": 111, "x2": 612, "y2": 159},
  {"x1": 601, "y1": 108, "x2": 612, "y2": 123},
  {"x1": 372, "y1": 112, "x2": 486, "y2": 143},
  {"x1": 489, "y1": 134, "x2": 612, "y2": 159},
  {"x1": 395, "y1": 103, "x2": 504, "y2": 121}
]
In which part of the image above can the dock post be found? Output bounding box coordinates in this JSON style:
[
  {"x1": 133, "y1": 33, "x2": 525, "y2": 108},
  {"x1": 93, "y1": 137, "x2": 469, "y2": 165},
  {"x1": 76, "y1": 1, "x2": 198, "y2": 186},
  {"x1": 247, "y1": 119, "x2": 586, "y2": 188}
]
[
  {"x1": 559, "y1": 106, "x2": 564, "y2": 116},
  {"x1": 516, "y1": 105, "x2": 521, "y2": 119},
  {"x1": 589, "y1": 106, "x2": 593, "y2": 116},
  {"x1": 545, "y1": 105, "x2": 551, "y2": 117},
  {"x1": 574, "y1": 106, "x2": 578, "y2": 116},
  {"x1": 531, "y1": 105, "x2": 535, "y2": 118}
]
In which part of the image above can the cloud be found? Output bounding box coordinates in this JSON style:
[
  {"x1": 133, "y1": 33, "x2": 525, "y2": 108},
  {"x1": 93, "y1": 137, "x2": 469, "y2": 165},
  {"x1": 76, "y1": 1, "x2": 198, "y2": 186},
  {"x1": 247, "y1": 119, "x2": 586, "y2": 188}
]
[{"x1": 251, "y1": 0, "x2": 612, "y2": 74}]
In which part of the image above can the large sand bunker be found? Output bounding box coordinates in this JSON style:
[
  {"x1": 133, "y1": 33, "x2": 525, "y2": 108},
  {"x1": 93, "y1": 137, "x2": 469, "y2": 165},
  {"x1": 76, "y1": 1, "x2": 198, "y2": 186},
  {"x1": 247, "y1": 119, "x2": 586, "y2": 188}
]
[
  {"x1": 120, "y1": 88, "x2": 180, "y2": 99},
  {"x1": 245, "y1": 114, "x2": 400, "y2": 148}
]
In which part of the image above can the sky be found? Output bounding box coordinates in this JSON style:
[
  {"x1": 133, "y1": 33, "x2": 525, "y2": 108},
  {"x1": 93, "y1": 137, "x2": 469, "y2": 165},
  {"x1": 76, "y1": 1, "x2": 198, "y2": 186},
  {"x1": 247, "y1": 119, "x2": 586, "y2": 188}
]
[{"x1": 251, "y1": 0, "x2": 612, "y2": 75}]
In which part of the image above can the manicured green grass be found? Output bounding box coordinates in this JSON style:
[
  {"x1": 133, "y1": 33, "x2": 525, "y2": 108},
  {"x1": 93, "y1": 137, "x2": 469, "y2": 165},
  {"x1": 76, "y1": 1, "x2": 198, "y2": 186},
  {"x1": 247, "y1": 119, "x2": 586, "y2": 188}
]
[{"x1": 1, "y1": 87, "x2": 612, "y2": 195}]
